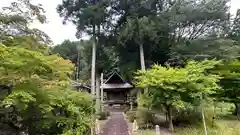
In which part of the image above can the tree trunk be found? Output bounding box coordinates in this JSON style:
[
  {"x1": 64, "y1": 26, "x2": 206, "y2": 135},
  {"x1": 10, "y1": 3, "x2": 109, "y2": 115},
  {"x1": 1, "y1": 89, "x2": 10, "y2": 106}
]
[
  {"x1": 76, "y1": 51, "x2": 80, "y2": 81},
  {"x1": 212, "y1": 105, "x2": 216, "y2": 128},
  {"x1": 96, "y1": 73, "x2": 101, "y2": 114},
  {"x1": 167, "y1": 105, "x2": 174, "y2": 132},
  {"x1": 91, "y1": 25, "x2": 96, "y2": 95},
  {"x1": 139, "y1": 43, "x2": 146, "y2": 71},
  {"x1": 135, "y1": 18, "x2": 146, "y2": 71},
  {"x1": 234, "y1": 103, "x2": 240, "y2": 117},
  {"x1": 27, "y1": 121, "x2": 35, "y2": 135},
  {"x1": 100, "y1": 73, "x2": 104, "y2": 112},
  {"x1": 90, "y1": 25, "x2": 96, "y2": 135},
  {"x1": 139, "y1": 42, "x2": 147, "y2": 104},
  {"x1": 201, "y1": 107, "x2": 208, "y2": 135},
  {"x1": 27, "y1": 104, "x2": 36, "y2": 135},
  {"x1": 165, "y1": 111, "x2": 168, "y2": 123}
]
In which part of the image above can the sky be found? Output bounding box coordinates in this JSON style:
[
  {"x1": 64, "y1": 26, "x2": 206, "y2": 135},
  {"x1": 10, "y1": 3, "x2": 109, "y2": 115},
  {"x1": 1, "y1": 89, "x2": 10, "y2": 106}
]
[
  {"x1": 30, "y1": 0, "x2": 79, "y2": 44},
  {"x1": 1, "y1": 0, "x2": 240, "y2": 45}
]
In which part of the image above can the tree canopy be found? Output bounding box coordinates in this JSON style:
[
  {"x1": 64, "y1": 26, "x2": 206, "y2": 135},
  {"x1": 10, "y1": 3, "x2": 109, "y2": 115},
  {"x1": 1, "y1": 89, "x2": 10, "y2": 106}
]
[
  {"x1": 2, "y1": 0, "x2": 240, "y2": 134},
  {"x1": 0, "y1": 1, "x2": 94, "y2": 135},
  {"x1": 134, "y1": 60, "x2": 221, "y2": 131}
]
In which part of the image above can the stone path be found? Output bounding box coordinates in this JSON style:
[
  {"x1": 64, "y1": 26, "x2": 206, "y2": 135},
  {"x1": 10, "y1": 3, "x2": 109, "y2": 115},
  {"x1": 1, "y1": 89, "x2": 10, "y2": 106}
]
[{"x1": 100, "y1": 112, "x2": 130, "y2": 135}]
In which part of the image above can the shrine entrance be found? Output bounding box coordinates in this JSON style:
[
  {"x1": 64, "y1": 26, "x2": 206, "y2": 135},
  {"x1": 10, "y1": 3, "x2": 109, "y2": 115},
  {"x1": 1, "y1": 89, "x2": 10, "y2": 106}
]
[{"x1": 100, "y1": 71, "x2": 134, "y2": 106}]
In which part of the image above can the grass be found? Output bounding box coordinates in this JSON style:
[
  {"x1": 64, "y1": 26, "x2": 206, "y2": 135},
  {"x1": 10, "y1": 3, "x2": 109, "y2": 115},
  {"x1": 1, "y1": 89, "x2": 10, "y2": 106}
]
[
  {"x1": 135, "y1": 129, "x2": 173, "y2": 135},
  {"x1": 176, "y1": 126, "x2": 240, "y2": 135},
  {"x1": 132, "y1": 103, "x2": 240, "y2": 135},
  {"x1": 134, "y1": 120, "x2": 240, "y2": 135}
]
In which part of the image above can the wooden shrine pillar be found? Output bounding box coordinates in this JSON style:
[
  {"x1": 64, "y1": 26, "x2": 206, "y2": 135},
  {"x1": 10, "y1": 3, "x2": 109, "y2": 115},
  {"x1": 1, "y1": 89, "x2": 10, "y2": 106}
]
[{"x1": 101, "y1": 73, "x2": 104, "y2": 112}]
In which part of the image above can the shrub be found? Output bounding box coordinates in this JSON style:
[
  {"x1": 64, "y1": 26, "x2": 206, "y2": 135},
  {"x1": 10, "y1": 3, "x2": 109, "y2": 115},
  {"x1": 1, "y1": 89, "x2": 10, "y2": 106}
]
[
  {"x1": 173, "y1": 107, "x2": 202, "y2": 126},
  {"x1": 124, "y1": 106, "x2": 130, "y2": 113},
  {"x1": 135, "y1": 108, "x2": 155, "y2": 129},
  {"x1": 105, "y1": 110, "x2": 110, "y2": 117},
  {"x1": 98, "y1": 111, "x2": 110, "y2": 120},
  {"x1": 126, "y1": 110, "x2": 136, "y2": 122},
  {"x1": 203, "y1": 107, "x2": 217, "y2": 128},
  {"x1": 173, "y1": 105, "x2": 216, "y2": 128},
  {"x1": 124, "y1": 106, "x2": 137, "y2": 114},
  {"x1": 151, "y1": 113, "x2": 167, "y2": 126}
]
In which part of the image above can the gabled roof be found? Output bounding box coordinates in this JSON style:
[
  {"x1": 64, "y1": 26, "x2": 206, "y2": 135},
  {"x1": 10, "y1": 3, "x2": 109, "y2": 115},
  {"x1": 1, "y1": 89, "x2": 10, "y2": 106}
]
[
  {"x1": 104, "y1": 70, "x2": 125, "y2": 84},
  {"x1": 101, "y1": 71, "x2": 133, "y2": 89},
  {"x1": 71, "y1": 70, "x2": 134, "y2": 90}
]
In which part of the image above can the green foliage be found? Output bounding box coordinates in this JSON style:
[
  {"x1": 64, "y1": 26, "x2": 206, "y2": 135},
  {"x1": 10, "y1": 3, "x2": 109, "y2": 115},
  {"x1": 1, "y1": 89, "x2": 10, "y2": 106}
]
[
  {"x1": 0, "y1": 44, "x2": 73, "y2": 84},
  {"x1": 135, "y1": 60, "x2": 221, "y2": 108},
  {"x1": 97, "y1": 111, "x2": 110, "y2": 120},
  {"x1": 57, "y1": 0, "x2": 110, "y2": 37},
  {"x1": 111, "y1": 0, "x2": 229, "y2": 74},
  {"x1": 51, "y1": 40, "x2": 89, "y2": 80},
  {"x1": 135, "y1": 108, "x2": 155, "y2": 129},
  {"x1": 52, "y1": 39, "x2": 117, "y2": 82},
  {"x1": 52, "y1": 40, "x2": 82, "y2": 64},
  {"x1": 173, "y1": 103, "x2": 216, "y2": 127},
  {"x1": 126, "y1": 110, "x2": 136, "y2": 123},
  {"x1": 134, "y1": 60, "x2": 221, "y2": 130},
  {"x1": 123, "y1": 106, "x2": 130, "y2": 114},
  {"x1": 2, "y1": 36, "x2": 50, "y2": 53},
  {"x1": 0, "y1": 0, "x2": 52, "y2": 44},
  {"x1": 173, "y1": 105, "x2": 202, "y2": 126},
  {"x1": 229, "y1": 9, "x2": 240, "y2": 42},
  {"x1": 0, "y1": 4, "x2": 54, "y2": 131},
  {"x1": 212, "y1": 61, "x2": 240, "y2": 102},
  {"x1": 0, "y1": 44, "x2": 93, "y2": 134},
  {"x1": 135, "y1": 121, "x2": 240, "y2": 135},
  {"x1": 176, "y1": 125, "x2": 240, "y2": 135},
  {"x1": 56, "y1": 0, "x2": 230, "y2": 81},
  {"x1": 2, "y1": 0, "x2": 47, "y2": 24},
  {"x1": 210, "y1": 61, "x2": 240, "y2": 116},
  {"x1": 172, "y1": 38, "x2": 240, "y2": 62},
  {"x1": 118, "y1": 16, "x2": 159, "y2": 46}
]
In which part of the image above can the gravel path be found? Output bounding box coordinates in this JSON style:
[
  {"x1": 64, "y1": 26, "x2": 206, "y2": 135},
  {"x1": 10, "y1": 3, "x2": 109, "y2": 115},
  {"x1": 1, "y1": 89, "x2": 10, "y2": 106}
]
[{"x1": 100, "y1": 112, "x2": 130, "y2": 135}]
